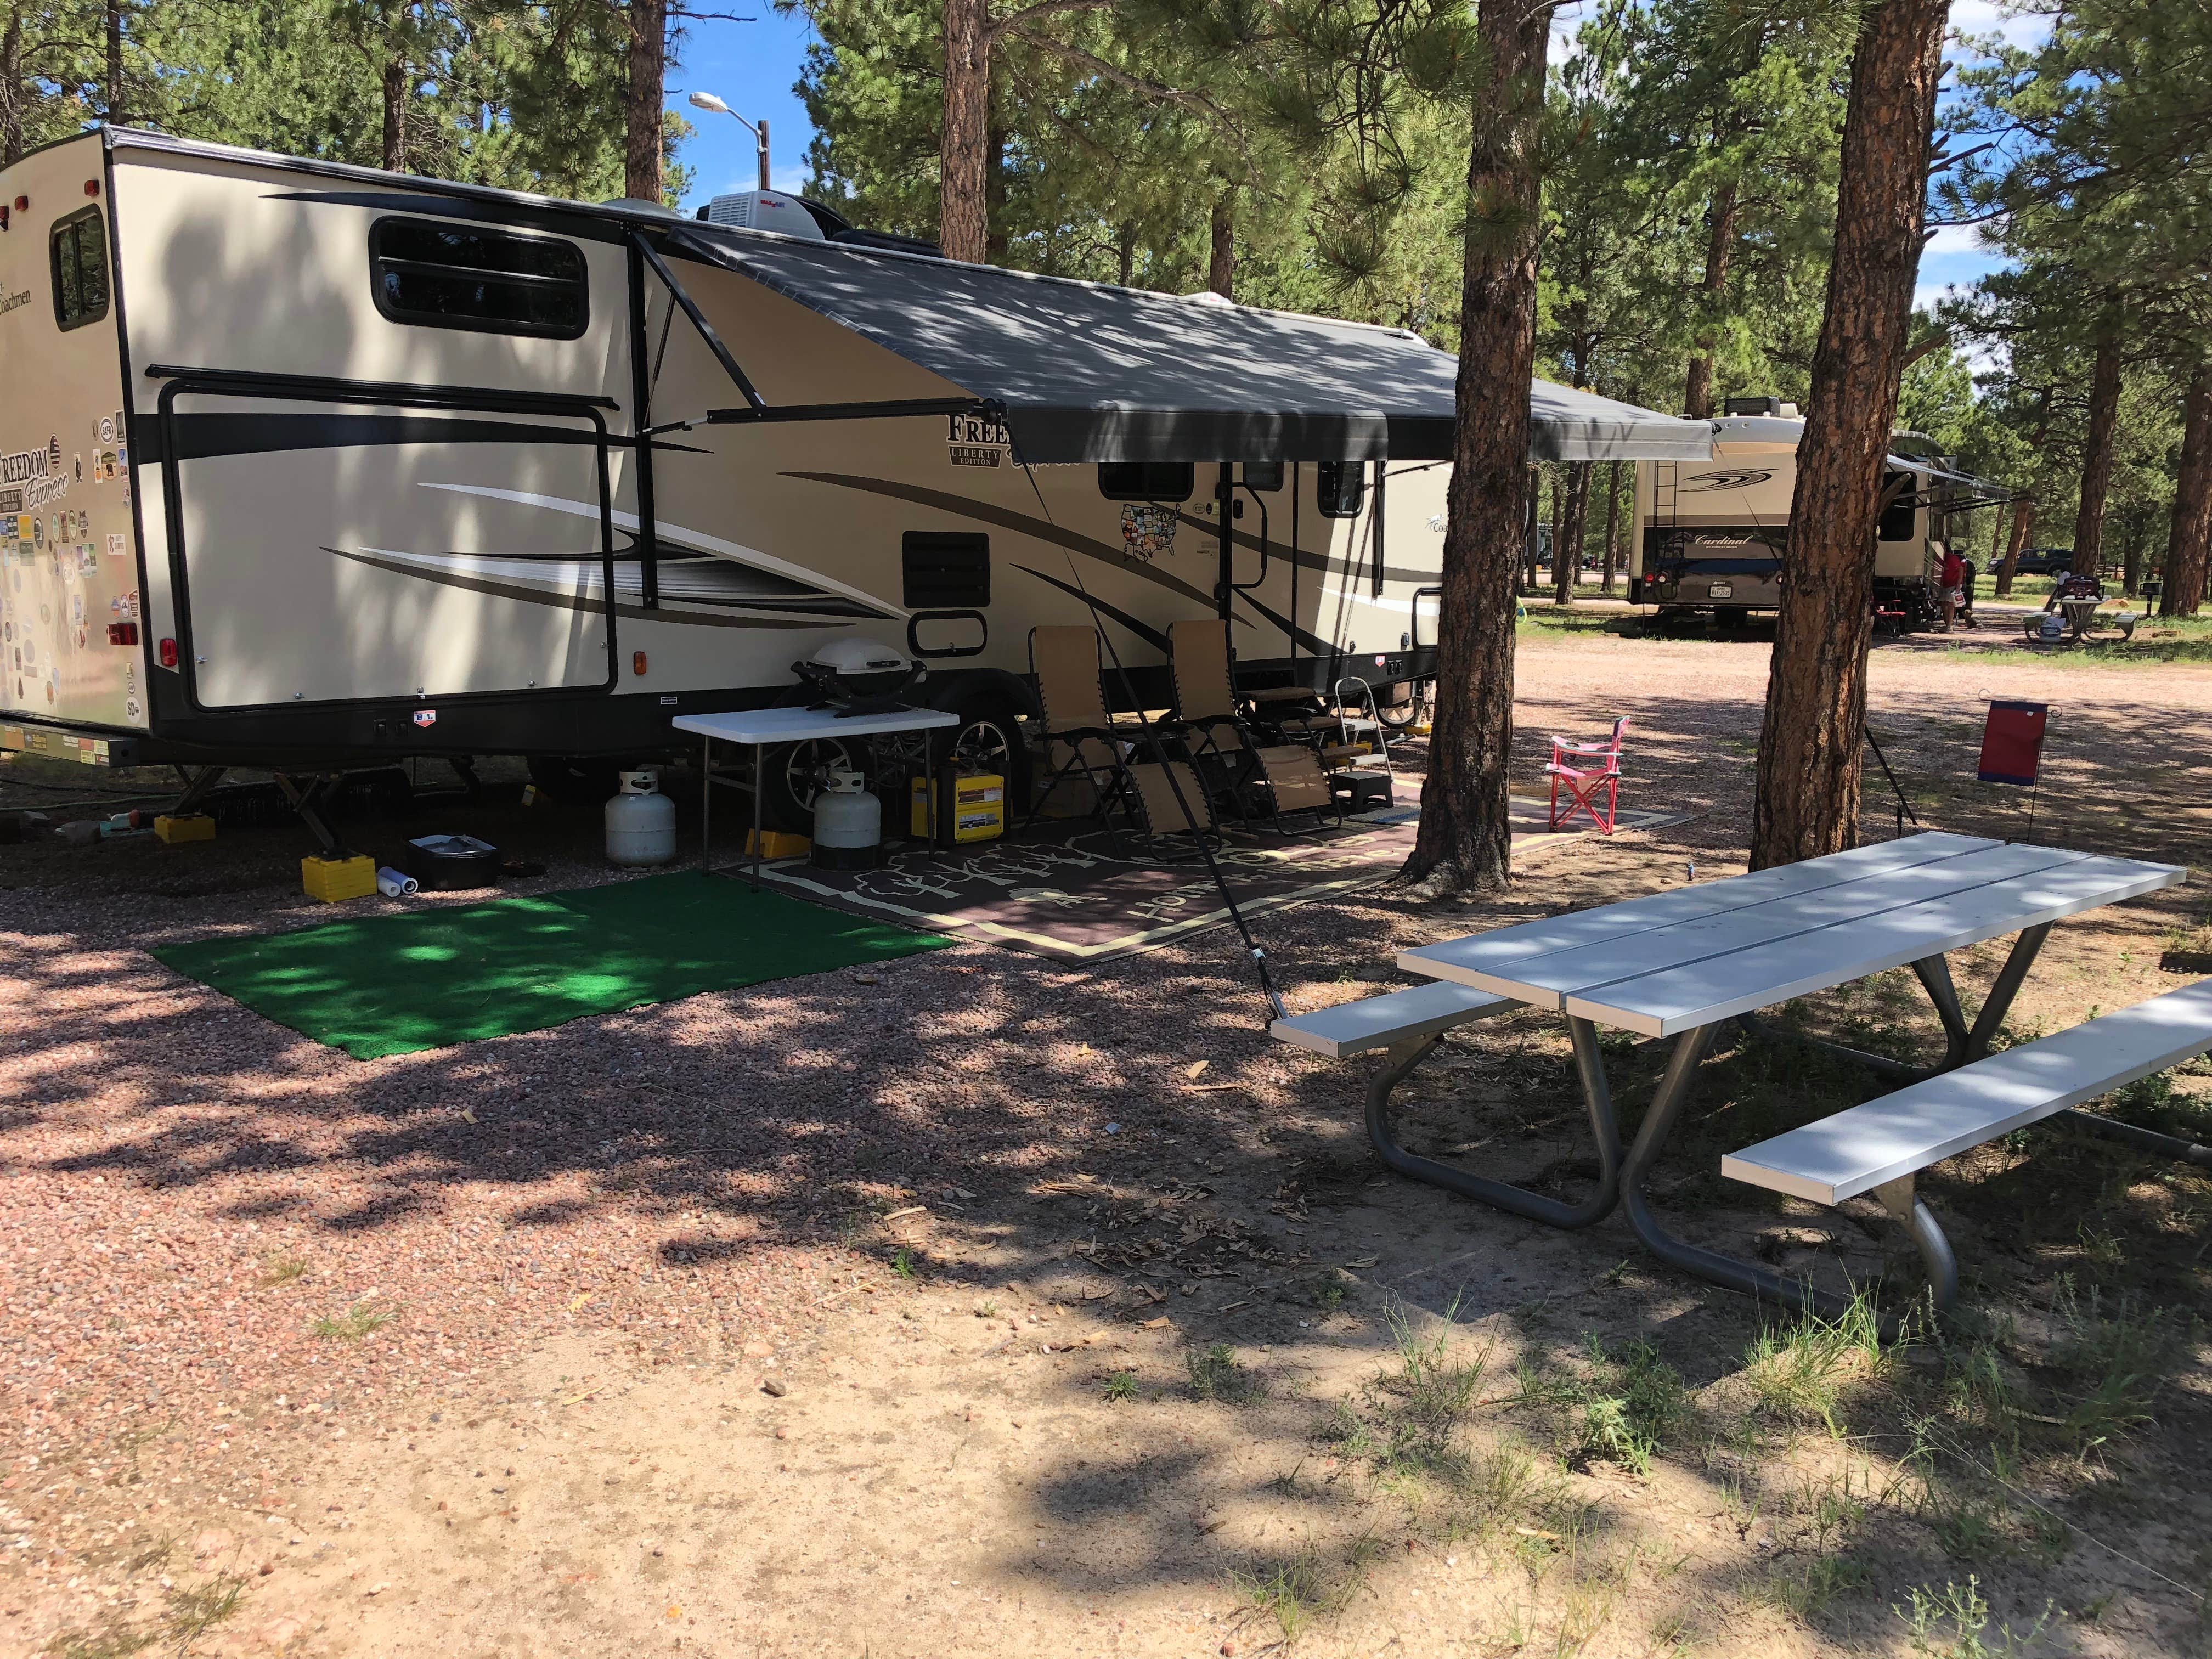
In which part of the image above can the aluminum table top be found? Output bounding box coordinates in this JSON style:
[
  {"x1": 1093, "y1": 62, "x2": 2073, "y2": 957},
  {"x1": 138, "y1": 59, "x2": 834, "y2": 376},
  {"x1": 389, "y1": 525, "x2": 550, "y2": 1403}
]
[{"x1": 1400, "y1": 833, "x2": 2185, "y2": 1038}]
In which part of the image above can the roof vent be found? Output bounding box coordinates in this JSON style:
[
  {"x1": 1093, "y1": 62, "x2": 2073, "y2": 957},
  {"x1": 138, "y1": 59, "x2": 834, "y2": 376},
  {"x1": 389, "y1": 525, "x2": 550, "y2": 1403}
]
[{"x1": 702, "y1": 189, "x2": 826, "y2": 239}]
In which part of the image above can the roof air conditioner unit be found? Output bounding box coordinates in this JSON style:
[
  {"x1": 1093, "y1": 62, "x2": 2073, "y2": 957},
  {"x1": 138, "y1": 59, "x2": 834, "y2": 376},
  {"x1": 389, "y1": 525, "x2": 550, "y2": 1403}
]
[
  {"x1": 703, "y1": 189, "x2": 826, "y2": 239},
  {"x1": 1722, "y1": 396, "x2": 1782, "y2": 416}
]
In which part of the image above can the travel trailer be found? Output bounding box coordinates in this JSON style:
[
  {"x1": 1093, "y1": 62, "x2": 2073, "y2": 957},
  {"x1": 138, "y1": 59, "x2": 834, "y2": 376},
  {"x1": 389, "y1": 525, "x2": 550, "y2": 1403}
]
[
  {"x1": 1628, "y1": 400, "x2": 2006, "y2": 628},
  {"x1": 2, "y1": 127, "x2": 1710, "y2": 825}
]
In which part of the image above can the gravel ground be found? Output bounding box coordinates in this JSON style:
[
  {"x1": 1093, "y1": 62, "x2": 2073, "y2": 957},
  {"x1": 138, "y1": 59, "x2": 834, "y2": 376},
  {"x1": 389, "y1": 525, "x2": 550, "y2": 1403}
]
[{"x1": 2, "y1": 620, "x2": 2208, "y2": 1655}]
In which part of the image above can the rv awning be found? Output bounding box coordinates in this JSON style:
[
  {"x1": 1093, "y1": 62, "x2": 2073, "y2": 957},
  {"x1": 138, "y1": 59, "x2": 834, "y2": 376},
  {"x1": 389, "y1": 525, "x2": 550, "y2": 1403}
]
[{"x1": 664, "y1": 228, "x2": 1712, "y2": 467}]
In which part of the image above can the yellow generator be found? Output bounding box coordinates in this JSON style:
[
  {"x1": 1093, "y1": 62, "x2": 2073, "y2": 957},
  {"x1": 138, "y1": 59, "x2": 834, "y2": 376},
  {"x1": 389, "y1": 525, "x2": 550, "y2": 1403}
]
[{"x1": 910, "y1": 772, "x2": 1006, "y2": 845}]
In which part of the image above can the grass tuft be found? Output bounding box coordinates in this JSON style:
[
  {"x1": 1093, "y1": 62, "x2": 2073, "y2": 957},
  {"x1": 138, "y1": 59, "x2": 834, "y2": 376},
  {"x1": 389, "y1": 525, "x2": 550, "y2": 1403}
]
[{"x1": 308, "y1": 1299, "x2": 396, "y2": 1341}]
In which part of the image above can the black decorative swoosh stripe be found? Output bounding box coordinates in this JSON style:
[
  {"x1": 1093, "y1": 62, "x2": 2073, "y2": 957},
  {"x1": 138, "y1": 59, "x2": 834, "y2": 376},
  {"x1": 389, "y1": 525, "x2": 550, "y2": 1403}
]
[
  {"x1": 783, "y1": 471, "x2": 1220, "y2": 611},
  {"x1": 324, "y1": 549, "x2": 834, "y2": 629},
  {"x1": 1009, "y1": 566, "x2": 1170, "y2": 653},
  {"x1": 1172, "y1": 510, "x2": 1435, "y2": 586}
]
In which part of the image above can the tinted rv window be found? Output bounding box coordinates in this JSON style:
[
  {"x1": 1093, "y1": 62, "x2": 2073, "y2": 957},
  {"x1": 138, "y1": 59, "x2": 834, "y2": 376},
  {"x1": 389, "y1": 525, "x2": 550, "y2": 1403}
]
[
  {"x1": 1878, "y1": 471, "x2": 1917, "y2": 542},
  {"x1": 370, "y1": 218, "x2": 588, "y2": 339},
  {"x1": 1097, "y1": 462, "x2": 1193, "y2": 502},
  {"x1": 902, "y1": 532, "x2": 990, "y2": 608},
  {"x1": 1241, "y1": 461, "x2": 1283, "y2": 492},
  {"x1": 50, "y1": 208, "x2": 110, "y2": 332},
  {"x1": 1317, "y1": 460, "x2": 1365, "y2": 518}
]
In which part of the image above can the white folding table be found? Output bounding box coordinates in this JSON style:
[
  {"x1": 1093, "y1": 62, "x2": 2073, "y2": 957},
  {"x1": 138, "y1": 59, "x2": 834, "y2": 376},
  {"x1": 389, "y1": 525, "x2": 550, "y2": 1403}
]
[
  {"x1": 1384, "y1": 832, "x2": 2184, "y2": 1308},
  {"x1": 672, "y1": 706, "x2": 962, "y2": 885}
]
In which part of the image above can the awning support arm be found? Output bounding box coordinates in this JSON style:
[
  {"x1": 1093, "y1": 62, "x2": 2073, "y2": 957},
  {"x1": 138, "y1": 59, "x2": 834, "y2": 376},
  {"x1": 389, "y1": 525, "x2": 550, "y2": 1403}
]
[
  {"x1": 629, "y1": 230, "x2": 767, "y2": 413},
  {"x1": 646, "y1": 396, "x2": 990, "y2": 437}
]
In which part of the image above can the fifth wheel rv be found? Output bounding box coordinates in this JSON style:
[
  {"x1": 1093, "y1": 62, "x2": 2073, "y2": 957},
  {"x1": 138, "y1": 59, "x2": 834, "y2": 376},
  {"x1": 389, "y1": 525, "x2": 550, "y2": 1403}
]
[
  {"x1": 1, "y1": 126, "x2": 1709, "y2": 826},
  {"x1": 1629, "y1": 399, "x2": 2007, "y2": 629}
]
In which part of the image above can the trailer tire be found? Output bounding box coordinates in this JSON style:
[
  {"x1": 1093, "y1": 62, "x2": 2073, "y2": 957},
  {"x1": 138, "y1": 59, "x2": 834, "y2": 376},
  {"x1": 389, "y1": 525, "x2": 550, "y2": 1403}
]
[
  {"x1": 527, "y1": 754, "x2": 624, "y2": 805},
  {"x1": 944, "y1": 692, "x2": 1031, "y2": 808}
]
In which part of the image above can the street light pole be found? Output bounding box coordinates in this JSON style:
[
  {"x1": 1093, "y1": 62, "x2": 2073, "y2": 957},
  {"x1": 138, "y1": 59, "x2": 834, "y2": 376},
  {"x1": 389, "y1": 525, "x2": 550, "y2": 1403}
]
[{"x1": 687, "y1": 91, "x2": 770, "y2": 192}]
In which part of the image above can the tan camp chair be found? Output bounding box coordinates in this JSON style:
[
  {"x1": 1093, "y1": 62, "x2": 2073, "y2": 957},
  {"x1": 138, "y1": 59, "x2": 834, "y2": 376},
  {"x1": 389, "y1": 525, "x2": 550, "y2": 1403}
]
[
  {"x1": 1165, "y1": 618, "x2": 1340, "y2": 831},
  {"x1": 1027, "y1": 625, "x2": 1133, "y2": 826},
  {"x1": 1125, "y1": 758, "x2": 1220, "y2": 850}
]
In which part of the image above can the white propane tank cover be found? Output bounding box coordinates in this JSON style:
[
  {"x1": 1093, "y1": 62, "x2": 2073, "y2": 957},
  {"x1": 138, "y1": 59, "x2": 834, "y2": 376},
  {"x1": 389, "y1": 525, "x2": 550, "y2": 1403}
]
[
  {"x1": 618, "y1": 769, "x2": 660, "y2": 794},
  {"x1": 703, "y1": 190, "x2": 827, "y2": 239}
]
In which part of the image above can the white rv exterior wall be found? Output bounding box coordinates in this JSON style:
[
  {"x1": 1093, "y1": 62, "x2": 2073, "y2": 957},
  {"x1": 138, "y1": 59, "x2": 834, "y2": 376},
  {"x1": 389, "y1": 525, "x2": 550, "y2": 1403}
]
[{"x1": 0, "y1": 134, "x2": 142, "y2": 735}]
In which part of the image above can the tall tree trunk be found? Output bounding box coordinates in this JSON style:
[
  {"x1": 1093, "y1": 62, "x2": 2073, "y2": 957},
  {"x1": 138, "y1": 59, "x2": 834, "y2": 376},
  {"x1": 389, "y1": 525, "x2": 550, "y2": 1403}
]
[
  {"x1": 940, "y1": 0, "x2": 989, "y2": 262},
  {"x1": 2121, "y1": 511, "x2": 2143, "y2": 596},
  {"x1": 1115, "y1": 219, "x2": 1135, "y2": 287},
  {"x1": 2163, "y1": 364, "x2": 2212, "y2": 617},
  {"x1": 1, "y1": 4, "x2": 24, "y2": 167},
  {"x1": 1555, "y1": 461, "x2": 1590, "y2": 603},
  {"x1": 1600, "y1": 458, "x2": 1622, "y2": 595},
  {"x1": 1401, "y1": 0, "x2": 1554, "y2": 895},
  {"x1": 1683, "y1": 182, "x2": 1740, "y2": 419},
  {"x1": 381, "y1": 56, "x2": 407, "y2": 172},
  {"x1": 624, "y1": 0, "x2": 666, "y2": 202},
  {"x1": 2070, "y1": 332, "x2": 2121, "y2": 577},
  {"x1": 1750, "y1": 0, "x2": 1947, "y2": 871},
  {"x1": 1207, "y1": 193, "x2": 1234, "y2": 298},
  {"x1": 104, "y1": 0, "x2": 123, "y2": 127},
  {"x1": 1985, "y1": 495, "x2": 2008, "y2": 575},
  {"x1": 1996, "y1": 495, "x2": 2032, "y2": 596}
]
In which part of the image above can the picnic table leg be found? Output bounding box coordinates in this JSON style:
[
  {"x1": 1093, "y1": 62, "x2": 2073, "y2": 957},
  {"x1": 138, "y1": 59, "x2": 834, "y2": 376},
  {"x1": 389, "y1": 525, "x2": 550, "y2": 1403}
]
[
  {"x1": 1735, "y1": 926, "x2": 2052, "y2": 1082},
  {"x1": 1362, "y1": 1017, "x2": 1624, "y2": 1229},
  {"x1": 1617, "y1": 1022, "x2": 1956, "y2": 1322}
]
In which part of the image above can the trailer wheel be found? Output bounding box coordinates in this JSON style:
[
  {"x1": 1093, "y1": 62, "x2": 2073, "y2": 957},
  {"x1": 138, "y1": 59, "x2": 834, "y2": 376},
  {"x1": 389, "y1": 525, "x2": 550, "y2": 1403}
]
[
  {"x1": 945, "y1": 693, "x2": 1031, "y2": 806},
  {"x1": 527, "y1": 754, "x2": 623, "y2": 805},
  {"x1": 758, "y1": 738, "x2": 863, "y2": 834},
  {"x1": 1374, "y1": 680, "x2": 1429, "y2": 730}
]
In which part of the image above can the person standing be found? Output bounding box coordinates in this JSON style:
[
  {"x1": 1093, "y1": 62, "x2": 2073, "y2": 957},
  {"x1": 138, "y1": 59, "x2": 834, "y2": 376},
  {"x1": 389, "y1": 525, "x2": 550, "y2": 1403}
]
[{"x1": 1937, "y1": 540, "x2": 1963, "y2": 632}]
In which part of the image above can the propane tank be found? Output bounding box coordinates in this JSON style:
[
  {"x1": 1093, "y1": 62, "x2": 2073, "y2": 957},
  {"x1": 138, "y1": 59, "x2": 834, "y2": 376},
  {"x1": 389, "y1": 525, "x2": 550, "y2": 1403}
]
[
  {"x1": 810, "y1": 767, "x2": 881, "y2": 870},
  {"x1": 604, "y1": 769, "x2": 677, "y2": 866}
]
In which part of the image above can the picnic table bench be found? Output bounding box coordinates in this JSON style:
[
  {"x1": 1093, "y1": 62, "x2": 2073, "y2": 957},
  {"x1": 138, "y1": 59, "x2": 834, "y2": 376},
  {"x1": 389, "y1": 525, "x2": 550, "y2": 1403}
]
[{"x1": 1272, "y1": 831, "x2": 2205, "y2": 1314}]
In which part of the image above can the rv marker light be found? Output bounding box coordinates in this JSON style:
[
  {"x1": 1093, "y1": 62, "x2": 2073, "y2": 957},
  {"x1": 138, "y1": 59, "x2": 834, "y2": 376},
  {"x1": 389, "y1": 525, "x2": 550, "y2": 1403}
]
[
  {"x1": 158, "y1": 637, "x2": 179, "y2": 668},
  {"x1": 633, "y1": 651, "x2": 648, "y2": 675},
  {"x1": 84, "y1": 179, "x2": 99, "y2": 197}
]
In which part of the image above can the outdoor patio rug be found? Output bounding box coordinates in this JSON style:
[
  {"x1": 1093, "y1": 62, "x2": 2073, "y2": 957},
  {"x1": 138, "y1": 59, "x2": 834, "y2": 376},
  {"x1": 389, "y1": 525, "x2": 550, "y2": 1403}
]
[
  {"x1": 150, "y1": 873, "x2": 950, "y2": 1060},
  {"x1": 754, "y1": 798, "x2": 1685, "y2": 963}
]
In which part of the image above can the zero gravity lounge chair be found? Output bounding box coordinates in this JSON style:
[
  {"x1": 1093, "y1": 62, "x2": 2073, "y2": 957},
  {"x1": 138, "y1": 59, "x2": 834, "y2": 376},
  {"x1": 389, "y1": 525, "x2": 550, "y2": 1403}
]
[
  {"x1": 1166, "y1": 619, "x2": 1340, "y2": 831},
  {"x1": 1028, "y1": 624, "x2": 1218, "y2": 853}
]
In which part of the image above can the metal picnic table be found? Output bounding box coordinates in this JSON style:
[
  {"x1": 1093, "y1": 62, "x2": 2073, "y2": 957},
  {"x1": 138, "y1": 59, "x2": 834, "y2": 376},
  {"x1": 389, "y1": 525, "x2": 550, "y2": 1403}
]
[{"x1": 1389, "y1": 832, "x2": 2183, "y2": 1306}]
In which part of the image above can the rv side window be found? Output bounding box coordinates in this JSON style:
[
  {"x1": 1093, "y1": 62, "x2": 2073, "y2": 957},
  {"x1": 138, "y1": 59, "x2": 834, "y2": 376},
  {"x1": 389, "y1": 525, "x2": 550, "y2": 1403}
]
[
  {"x1": 903, "y1": 532, "x2": 990, "y2": 608},
  {"x1": 1241, "y1": 461, "x2": 1283, "y2": 492},
  {"x1": 1317, "y1": 460, "x2": 1365, "y2": 518},
  {"x1": 50, "y1": 208, "x2": 110, "y2": 332},
  {"x1": 1097, "y1": 462, "x2": 1193, "y2": 502},
  {"x1": 1878, "y1": 472, "x2": 1917, "y2": 543},
  {"x1": 370, "y1": 217, "x2": 588, "y2": 340}
]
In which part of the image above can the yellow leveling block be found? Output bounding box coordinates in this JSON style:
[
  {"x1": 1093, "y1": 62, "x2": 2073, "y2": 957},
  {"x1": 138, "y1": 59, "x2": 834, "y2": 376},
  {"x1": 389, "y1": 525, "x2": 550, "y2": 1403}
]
[
  {"x1": 154, "y1": 814, "x2": 216, "y2": 844},
  {"x1": 743, "y1": 828, "x2": 811, "y2": 860},
  {"x1": 301, "y1": 853, "x2": 377, "y2": 903}
]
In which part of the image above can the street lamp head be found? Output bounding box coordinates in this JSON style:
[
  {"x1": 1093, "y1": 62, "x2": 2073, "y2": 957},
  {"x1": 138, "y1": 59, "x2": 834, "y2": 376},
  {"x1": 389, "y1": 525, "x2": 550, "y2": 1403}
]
[{"x1": 687, "y1": 91, "x2": 730, "y2": 114}]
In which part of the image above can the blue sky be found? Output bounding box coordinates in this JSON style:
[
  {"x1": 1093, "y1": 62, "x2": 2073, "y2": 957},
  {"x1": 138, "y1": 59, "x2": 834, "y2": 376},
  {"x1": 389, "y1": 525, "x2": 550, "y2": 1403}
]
[
  {"x1": 668, "y1": 3, "x2": 823, "y2": 205},
  {"x1": 668, "y1": 0, "x2": 2032, "y2": 309}
]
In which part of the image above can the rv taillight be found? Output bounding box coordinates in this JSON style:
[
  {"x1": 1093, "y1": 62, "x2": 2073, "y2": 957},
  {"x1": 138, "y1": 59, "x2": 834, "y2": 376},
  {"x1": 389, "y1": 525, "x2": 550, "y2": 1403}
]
[
  {"x1": 632, "y1": 651, "x2": 648, "y2": 676},
  {"x1": 158, "y1": 637, "x2": 179, "y2": 668}
]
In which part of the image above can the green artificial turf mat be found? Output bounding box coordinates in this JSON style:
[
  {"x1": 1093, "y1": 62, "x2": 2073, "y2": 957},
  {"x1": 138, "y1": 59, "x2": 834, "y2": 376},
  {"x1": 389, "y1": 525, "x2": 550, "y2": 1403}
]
[{"x1": 150, "y1": 873, "x2": 950, "y2": 1059}]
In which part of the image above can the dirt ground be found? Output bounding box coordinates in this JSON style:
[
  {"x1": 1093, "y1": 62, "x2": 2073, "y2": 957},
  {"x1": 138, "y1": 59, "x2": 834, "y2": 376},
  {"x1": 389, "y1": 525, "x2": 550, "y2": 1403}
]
[{"x1": 3, "y1": 615, "x2": 2210, "y2": 1659}]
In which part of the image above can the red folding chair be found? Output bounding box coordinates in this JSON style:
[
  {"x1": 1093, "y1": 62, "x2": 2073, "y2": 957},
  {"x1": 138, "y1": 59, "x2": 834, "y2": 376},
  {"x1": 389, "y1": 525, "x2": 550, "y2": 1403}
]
[{"x1": 1547, "y1": 715, "x2": 1629, "y2": 832}]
